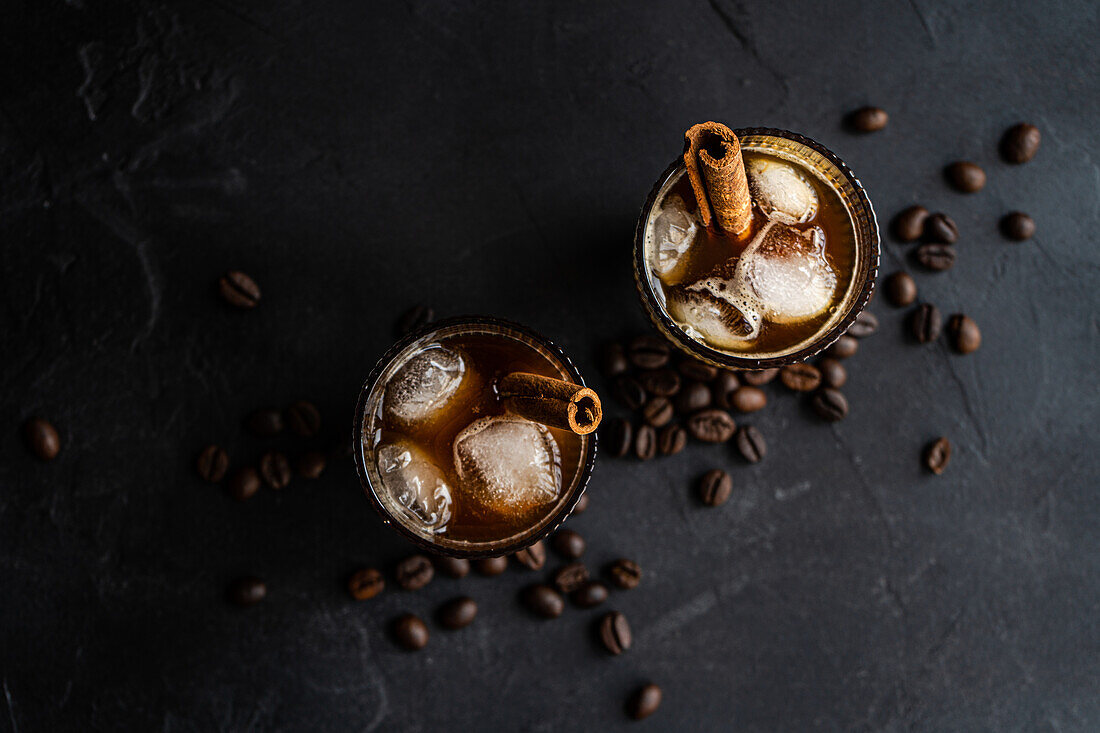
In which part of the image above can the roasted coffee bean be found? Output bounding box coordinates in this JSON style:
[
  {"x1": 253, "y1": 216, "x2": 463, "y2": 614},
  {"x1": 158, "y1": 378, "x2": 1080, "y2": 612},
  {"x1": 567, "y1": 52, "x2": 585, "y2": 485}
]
[
  {"x1": 394, "y1": 304, "x2": 433, "y2": 337},
  {"x1": 348, "y1": 567, "x2": 384, "y2": 600},
  {"x1": 599, "y1": 612, "x2": 632, "y2": 655},
  {"x1": 740, "y1": 368, "x2": 779, "y2": 386},
  {"x1": 849, "y1": 311, "x2": 879, "y2": 338},
  {"x1": 433, "y1": 555, "x2": 471, "y2": 579},
  {"x1": 604, "y1": 418, "x2": 633, "y2": 458},
  {"x1": 946, "y1": 161, "x2": 986, "y2": 193},
  {"x1": 642, "y1": 397, "x2": 674, "y2": 427},
  {"x1": 513, "y1": 540, "x2": 547, "y2": 571},
  {"x1": 812, "y1": 388, "x2": 849, "y2": 422},
  {"x1": 613, "y1": 375, "x2": 647, "y2": 410},
  {"x1": 634, "y1": 424, "x2": 657, "y2": 460},
  {"x1": 392, "y1": 613, "x2": 429, "y2": 650},
  {"x1": 734, "y1": 425, "x2": 766, "y2": 463},
  {"x1": 638, "y1": 368, "x2": 681, "y2": 398},
  {"x1": 915, "y1": 243, "x2": 956, "y2": 271},
  {"x1": 196, "y1": 444, "x2": 229, "y2": 482},
  {"x1": 247, "y1": 408, "x2": 284, "y2": 437},
  {"x1": 570, "y1": 580, "x2": 608, "y2": 608},
  {"x1": 699, "y1": 469, "x2": 732, "y2": 506},
  {"x1": 285, "y1": 400, "x2": 321, "y2": 438},
  {"x1": 24, "y1": 418, "x2": 60, "y2": 461},
  {"x1": 573, "y1": 492, "x2": 590, "y2": 514},
  {"x1": 947, "y1": 314, "x2": 981, "y2": 354},
  {"x1": 552, "y1": 529, "x2": 586, "y2": 560},
  {"x1": 848, "y1": 106, "x2": 888, "y2": 132},
  {"x1": 687, "y1": 409, "x2": 736, "y2": 442},
  {"x1": 657, "y1": 423, "x2": 687, "y2": 456},
  {"x1": 676, "y1": 381, "x2": 712, "y2": 414},
  {"x1": 228, "y1": 576, "x2": 266, "y2": 607},
  {"x1": 731, "y1": 386, "x2": 766, "y2": 413},
  {"x1": 924, "y1": 437, "x2": 952, "y2": 474},
  {"x1": 227, "y1": 467, "x2": 261, "y2": 501},
  {"x1": 554, "y1": 562, "x2": 590, "y2": 594},
  {"x1": 474, "y1": 555, "x2": 508, "y2": 576},
  {"x1": 677, "y1": 359, "x2": 718, "y2": 382},
  {"x1": 219, "y1": 271, "x2": 261, "y2": 309},
  {"x1": 924, "y1": 213, "x2": 958, "y2": 244},
  {"x1": 910, "y1": 303, "x2": 942, "y2": 343},
  {"x1": 395, "y1": 554, "x2": 435, "y2": 590},
  {"x1": 710, "y1": 371, "x2": 741, "y2": 409},
  {"x1": 599, "y1": 342, "x2": 629, "y2": 378},
  {"x1": 259, "y1": 451, "x2": 291, "y2": 489},
  {"x1": 826, "y1": 335, "x2": 859, "y2": 360},
  {"x1": 627, "y1": 683, "x2": 663, "y2": 720},
  {"x1": 1001, "y1": 123, "x2": 1040, "y2": 164},
  {"x1": 438, "y1": 596, "x2": 478, "y2": 630},
  {"x1": 781, "y1": 363, "x2": 822, "y2": 392},
  {"x1": 295, "y1": 451, "x2": 326, "y2": 479},
  {"x1": 1001, "y1": 212, "x2": 1035, "y2": 241},
  {"x1": 885, "y1": 271, "x2": 918, "y2": 307},
  {"x1": 522, "y1": 584, "x2": 564, "y2": 618},
  {"x1": 608, "y1": 558, "x2": 642, "y2": 589},
  {"x1": 893, "y1": 205, "x2": 928, "y2": 242},
  {"x1": 817, "y1": 358, "x2": 848, "y2": 389},
  {"x1": 627, "y1": 335, "x2": 670, "y2": 369}
]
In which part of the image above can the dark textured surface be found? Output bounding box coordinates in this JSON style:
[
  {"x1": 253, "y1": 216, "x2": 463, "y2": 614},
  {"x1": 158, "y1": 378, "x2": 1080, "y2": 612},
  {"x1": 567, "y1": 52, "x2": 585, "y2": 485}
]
[{"x1": 2, "y1": 1, "x2": 1099, "y2": 730}]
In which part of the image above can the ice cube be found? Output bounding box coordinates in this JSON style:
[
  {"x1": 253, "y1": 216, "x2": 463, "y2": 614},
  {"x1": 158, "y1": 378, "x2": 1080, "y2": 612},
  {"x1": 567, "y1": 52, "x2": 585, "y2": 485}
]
[
  {"x1": 376, "y1": 440, "x2": 452, "y2": 532},
  {"x1": 384, "y1": 344, "x2": 466, "y2": 427},
  {"x1": 453, "y1": 416, "x2": 562, "y2": 518},
  {"x1": 670, "y1": 285, "x2": 761, "y2": 348},
  {"x1": 747, "y1": 157, "x2": 819, "y2": 224},
  {"x1": 647, "y1": 193, "x2": 698, "y2": 283},
  {"x1": 735, "y1": 222, "x2": 837, "y2": 323}
]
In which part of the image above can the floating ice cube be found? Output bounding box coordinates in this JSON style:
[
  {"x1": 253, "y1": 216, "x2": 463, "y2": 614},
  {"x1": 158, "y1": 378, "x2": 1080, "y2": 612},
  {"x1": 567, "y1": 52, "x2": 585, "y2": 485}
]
[
  {"x1": 747, "y1": 157, "x2": 819, "y2": 224},
  {"x1": 384, "y1": 344, "x2": 466, "y2": 427},
  {"x1": 647, "y1": 193, "x2": 698, "y2": 283},
  {"x1": 670, "y1": 285, "x2": 761, "y2": 348},
  {"x1": 377, "y1": 440, "x2": 452, "y2": 532},
  {"x1": 735, "y1": 222, "x2": 837, "y2": 323},
  {"x1": 453, "y1": 416, "x2": 562, "y2": 518}
]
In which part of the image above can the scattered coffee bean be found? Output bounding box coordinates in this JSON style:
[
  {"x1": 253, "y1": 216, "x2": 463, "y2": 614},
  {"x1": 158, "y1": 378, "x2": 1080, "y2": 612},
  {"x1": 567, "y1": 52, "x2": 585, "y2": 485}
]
[
  {"x1": 638, "y1": 368, "x2": 681, "y2": 398},
  {"x1": 947, "y1": 314, "x2": 981, "y2": 354},
  {"x1": 1001, "y1": 212, "x2": 1035, "y2": 241},
  {"x1": 259, "y1": 451, "x2": 291, "y2": 489},
  {"x1": 910, "y1": 303, "x2": 942, "y2": 344},
  {"x1": 699, "y1": 469, "x2": 732, "y2": 506},
  {"x1": 781, "y1": 363, "x2": 822, "y2": 392},
  {"x1": 677, "y1": 358, "x2": 718, "y2": 382},
  {"x1": 741, "y1": 368, "x2": 779, "y2": 386},
  {"x1": 285, "y1": 400, "x2": 321, "y2": 438},
  {"x1": 23, "y1": 418, "x2": 60, "y2": 461},
  {"x1": 571, "y1": 580, "x2": 608, "y2": 608},
  {"x1": 884, "y1": 271, "x2": 918, "y2": 307},
  {"x1": 676, "y1": 381, "x2": 712, "y2": 414},
  {"x1": 849, "y1": 311, "x2": 879, "y2": 338},
  {"x1": 438, "y1": 596, "x2": 478, "y2": 630},
  {"x1": 812, "y1": 388, "x2": 849, "y2": 422},
  {"x1": 734, "y1": 425, "x2": 766, "y2": 463},
  {"x1": 657, "y1": 423, "x2": 687, "y2": 456},
  {"x1": 608, "y1": 559, "x2": 642, "y2": 590},
  {"x1": 554, "y1": 562, "x2": 590, "y2": 594},
  {"x1": 827, "y1": 335, "x2": 859, "y2": 360},
  {"x1": 573, "y1": 492, "x2": 590, "y2": 514},
  {"x1": 395, "y1": 554, "x2": 435, "y2": 590},
  {"x1": 392, "y1": 613, "x2": 429, "y2": 650},
  {"x1": 627, "y1": 683, "x2": 663, "y2": 720},
  {"x1": 731, "y1": 386, "x2": 766, "y2": 413},
  {"x1": 247, "y1": 408, "x2": 284, "y2": 437},
  {"x1": 634, "y1": 424, "x2": 657, "y2": 460},
  {"x1": 710, "y1": 371, "x2": 741, "y2": 409},
  {"x1": 295, "y1": 451, "x2": 326, "y2": 479},
  {"x1": 348, "y1": 567, "x2": 384, "y2": 600},
  {"x1": 924, "y1": 213, "x2": 958, "y2": 244},
  {"x1": 892, "y1": 205, "x2": 929, "y2": 242},
  {"x1": 848, "y1": 106, "x2": 888, "y2": 132},
  {"x1": 614, "y1": 375, "x2": 647, "y2": 410},
  {"x1": 599, "y1": 612, "x2": 632, "y2": 655},
  {"x1": 219, "y1": 271, "x2": 261, "y2": 309},
  {"x1": 474, "y1": 555, "x2": 508, "y2": 576},
  {"x1": 552, "y1": 529, "x2": 586, "y2": 560},
  {"x1": 604, "y1": 418, "x2": 633, "y2": 458},
  {"x1": 196, "y1": 444, "x2": 229, "y2": 482},
  {"x1": 627, "y1": 335, "x2": 670, "y2": 369},
  {"x1": 523, "y1": 584, "x2": 565, "y2": 618},
  {"x1": 394, "y1": 304, "x2": 433, "y2": 337},
  {"x1": 228, "y1": 576, "x2": 266, "y2": 607},
  {"x1": 924, "y1": 437, "x2": 952, "y2": 474},
  {"x1": 1001, "y1": 123, "x2": 1040, "y2": 164},
  {"x1": 513, "y1": 540, "x2": 547, "y2": 571},
  {"x1": 433, "y1": 555, "x2": 471, "y2": 579},
  {"x1": 687, "y1": 409, "x2": 736, "y2": 442},
  {"x1": 642, "y1": 397, "x2": 674, "y2": 427},
  {"x1": 946, "y1": 161, "x2": 986, "y2": 193},
  {"x1": 915, "y1": 243, "x2": 956, "y2": 271},
  {"x1": 599, "y1": 342, "x2": 630, "y2": 378},
  {"x1": 817, "y1": 358, "x2": 848, "y2": 389},
  {"x1": 227, "y1": 467, "x2": 261, "y2": 500}
]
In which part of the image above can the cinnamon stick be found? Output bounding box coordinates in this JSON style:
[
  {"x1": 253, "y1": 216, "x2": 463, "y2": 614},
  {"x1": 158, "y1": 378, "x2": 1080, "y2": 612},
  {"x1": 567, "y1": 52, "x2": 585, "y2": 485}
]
[
  {"x1": 683, "y1": 122, "x2": 753, "y2": 239},
  {"x1": 498, "y1": 372, "x2": 602, "y2": 436}
]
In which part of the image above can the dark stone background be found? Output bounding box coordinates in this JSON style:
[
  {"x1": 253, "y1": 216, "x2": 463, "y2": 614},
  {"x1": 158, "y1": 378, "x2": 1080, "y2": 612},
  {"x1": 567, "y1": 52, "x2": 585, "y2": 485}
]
[{"x1": 2, "y1": 1, "x2": 1098, "y2": 730}]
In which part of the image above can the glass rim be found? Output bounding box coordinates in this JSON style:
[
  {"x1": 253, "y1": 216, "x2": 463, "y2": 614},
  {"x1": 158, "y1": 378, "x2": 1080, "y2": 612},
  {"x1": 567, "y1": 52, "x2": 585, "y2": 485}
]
[
  {"x1": 351, "y1": 315, "x2": 599, "y2": 558},
  {"x1": 633, "y1": 126, "x2": 881, "y2": 370}
]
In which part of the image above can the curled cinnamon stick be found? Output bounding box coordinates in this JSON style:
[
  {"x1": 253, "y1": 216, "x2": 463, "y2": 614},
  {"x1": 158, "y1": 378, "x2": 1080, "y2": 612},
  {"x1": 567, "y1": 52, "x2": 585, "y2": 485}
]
[
  {"x1": 683, "y1": 122, "x2": 753, "y2": 240},
  {"x1": 498, "y1": 372, "x2": 602, "y2": 436}
]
